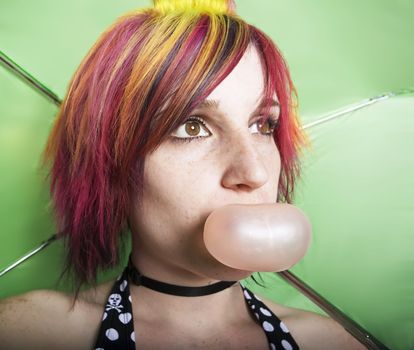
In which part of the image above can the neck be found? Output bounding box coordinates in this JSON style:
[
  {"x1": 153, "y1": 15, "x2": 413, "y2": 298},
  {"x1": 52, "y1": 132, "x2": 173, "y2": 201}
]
[
  {"x1": 127, "y1": 255, "x2": 237, "y2": 297},
  {"x1": 127, "y1": 252, "x2": 251, "y2": 327},
  {"x1": 129, "y1": 276, "x2": 247, "y2": 329}
]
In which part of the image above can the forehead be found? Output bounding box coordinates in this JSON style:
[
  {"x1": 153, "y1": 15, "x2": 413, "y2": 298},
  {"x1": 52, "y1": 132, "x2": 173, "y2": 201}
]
[{"x1": 205, "y1": 46, "x2": 277, "y2": 112}]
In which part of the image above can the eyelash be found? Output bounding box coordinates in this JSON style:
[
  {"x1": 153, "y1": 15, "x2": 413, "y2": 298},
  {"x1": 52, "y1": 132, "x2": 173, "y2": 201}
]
[{"x1": 171, "y1": 115, "x2": 280, "y2": 144}]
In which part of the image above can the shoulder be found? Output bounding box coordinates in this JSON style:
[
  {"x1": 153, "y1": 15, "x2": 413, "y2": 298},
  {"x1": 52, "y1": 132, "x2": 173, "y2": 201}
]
[
  {"x1": 0, "y1": 285, "x2": 112, "y2": 350},
  {"x1": 258, "y1": 296, "x2": 367, "y2": 350},
  {"x1": 78, "y1": 278, "x2": 116, "y2": 306}
]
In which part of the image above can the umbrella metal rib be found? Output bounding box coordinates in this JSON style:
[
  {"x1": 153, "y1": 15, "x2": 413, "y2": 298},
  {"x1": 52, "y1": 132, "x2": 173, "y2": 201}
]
[
  {"x1": 2, "y1": 52, "x2": 408, "y2": 350},
  {"x1": 0, "y1": 234, "x2": 57, "y2": 278},
  {"x1": 302, "y1": 93, "x2": 392, "y2": 130},
  {"x1": 278, "y1": 270, "x2": 390, "y2": 350},
  {"x1": 301, "y1": 87, "x2": 413, "y2": 130},
  {"x1": 0, "y1": 50, "x2": 61, "y2": 106}
]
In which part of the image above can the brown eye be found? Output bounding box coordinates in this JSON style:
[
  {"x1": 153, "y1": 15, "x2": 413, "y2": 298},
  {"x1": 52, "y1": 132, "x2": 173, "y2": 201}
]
[
  {"x1": 258, "y1": 120, "x2": 272, "y2": 134},
  {"x1": 185, "y1": 121, "x2": 201, "y2": 136},
  {"x1": 171, "y1": 116, "x2": 211, "y2": 142},
  {"x1": 254, "y1": 117, "x2": 279, "y2": 135}
]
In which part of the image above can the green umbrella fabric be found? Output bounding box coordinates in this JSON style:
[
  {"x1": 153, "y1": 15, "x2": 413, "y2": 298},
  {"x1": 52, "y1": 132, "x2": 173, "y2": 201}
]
[{"x1": 1, "y1": 1, "x2": 413, "y2": 349}]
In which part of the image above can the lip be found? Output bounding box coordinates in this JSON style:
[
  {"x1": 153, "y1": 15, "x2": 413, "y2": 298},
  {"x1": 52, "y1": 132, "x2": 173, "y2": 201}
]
[
  {"x1": 203, "y1": 202, "x2": 269, "y2": 224},
  {"x1": 210, "y1": 201, "x2": 273, "y2": 211}
]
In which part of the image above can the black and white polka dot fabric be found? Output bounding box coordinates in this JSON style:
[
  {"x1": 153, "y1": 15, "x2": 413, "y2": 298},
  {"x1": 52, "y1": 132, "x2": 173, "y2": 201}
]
[
  {"x1": 240, "y1": 285, "x2": 299, "y2": 350},
  {"x1": 94, "y1": 267, "x2": 300, "y2": 349},
  {"x1": 94, "y1": 269, "x2": 135, "y2": 350}
]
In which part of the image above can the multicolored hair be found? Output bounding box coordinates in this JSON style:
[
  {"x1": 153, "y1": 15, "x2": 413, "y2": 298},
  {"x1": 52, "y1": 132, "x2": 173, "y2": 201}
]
[{"x1": 42, "y1": 0, "x2": 310, "y2": 294}]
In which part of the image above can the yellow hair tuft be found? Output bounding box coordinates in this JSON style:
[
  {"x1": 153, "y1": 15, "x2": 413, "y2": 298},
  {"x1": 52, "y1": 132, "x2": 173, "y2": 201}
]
[{"x1": 153, "y1": 0, "x2": 236, "y2": 15}]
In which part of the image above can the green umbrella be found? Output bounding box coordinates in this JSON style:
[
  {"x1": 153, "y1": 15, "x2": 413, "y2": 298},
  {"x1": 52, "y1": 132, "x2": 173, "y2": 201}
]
[{"x1": 1, "y1": 1, "x2": 413, "y2": 349}]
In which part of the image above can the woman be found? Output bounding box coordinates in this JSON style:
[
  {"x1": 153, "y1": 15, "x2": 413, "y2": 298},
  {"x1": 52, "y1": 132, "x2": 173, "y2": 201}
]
[{"x1": 0, "y1": 0, "x2": 366, "y2": 349}]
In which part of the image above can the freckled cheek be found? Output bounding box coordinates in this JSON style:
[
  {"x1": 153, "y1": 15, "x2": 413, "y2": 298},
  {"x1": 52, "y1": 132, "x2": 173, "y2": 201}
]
[
  {"x1": 274, "y1": 150, "x2": 282, "y2": 176},
  {"x1": 262, "y1": 143, "x2": 281, "y2": 193},
  {"x1": 272, "y1": 148, "x2": 281, "y2": 174},
  {"x1": 176, "y1": 165, "x2": 213, "y2": 199},
  {"x1": 172, "y1": 161, "x2": 218, "y2": 214},
  {"x1": 155, "y1": 161, "x2": 208, "y2": 202}
]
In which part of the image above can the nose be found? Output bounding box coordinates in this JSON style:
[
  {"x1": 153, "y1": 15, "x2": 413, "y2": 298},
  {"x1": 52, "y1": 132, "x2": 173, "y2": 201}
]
[{"x1": 221, "y1": 132, "x2": 269, "y2": 192}]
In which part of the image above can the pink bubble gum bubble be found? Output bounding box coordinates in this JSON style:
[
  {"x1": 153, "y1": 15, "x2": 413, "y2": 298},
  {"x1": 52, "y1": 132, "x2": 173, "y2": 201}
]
[{"x1": 203, "y1": 203, "x2": 312, "y2": 272}]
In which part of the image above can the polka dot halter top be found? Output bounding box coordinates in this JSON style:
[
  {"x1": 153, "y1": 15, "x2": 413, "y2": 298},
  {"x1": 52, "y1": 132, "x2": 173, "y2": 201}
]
[{"x1": 94, "y1": 267, "x2": 300, "y2": 350}]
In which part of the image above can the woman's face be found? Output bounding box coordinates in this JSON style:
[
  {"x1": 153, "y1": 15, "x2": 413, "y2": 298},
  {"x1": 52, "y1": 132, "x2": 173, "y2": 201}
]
[{"x1": 129, "y1": 46, "x2": 281, "y2": 282}]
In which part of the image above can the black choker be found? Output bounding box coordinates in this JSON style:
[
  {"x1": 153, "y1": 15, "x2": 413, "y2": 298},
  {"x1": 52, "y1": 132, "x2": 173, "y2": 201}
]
[{"x1": 126, "y1": 256, "x2": 237, "y2": 297}]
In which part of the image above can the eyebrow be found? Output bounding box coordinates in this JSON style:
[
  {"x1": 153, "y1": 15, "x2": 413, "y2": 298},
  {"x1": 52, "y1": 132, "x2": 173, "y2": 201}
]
[{"x1": 195, "y1": 97, "x2": 280, "y2": 113}]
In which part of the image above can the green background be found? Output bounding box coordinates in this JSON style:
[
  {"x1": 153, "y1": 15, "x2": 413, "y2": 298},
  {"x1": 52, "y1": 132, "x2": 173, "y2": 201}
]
[{"x1": 1, "y1": 1, "x2": 413, "y2": 349}]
